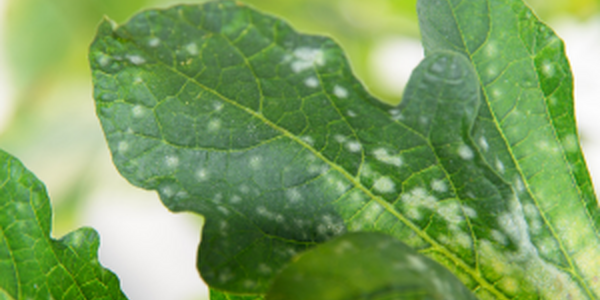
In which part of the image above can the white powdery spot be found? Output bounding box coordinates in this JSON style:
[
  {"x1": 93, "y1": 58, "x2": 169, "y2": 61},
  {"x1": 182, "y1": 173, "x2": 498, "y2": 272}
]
[
  {"x1": 239, "y1": 184, "x2": 250, "y2": 194},
  {"x1": 458, "y1": 144, "x2": 474, "y2": 160},
  {"x1": 401, "y1": 187, "x2": 437, "y2": 220},
  {"x1": 132, "y1": 105, "x2": 145, "y2": 118},
  {"x1": 97, "y1": 53, "x2": 111, "y2": 67},
  {"x1": 346, "y1": 141, "x2": 362, "y2": 153},
  {"x1": 542, "y1": 61, "x2": 555, "y2": 77},
  {"x1": 333, "y1": 85, "x2": 348, "y2": 98},
  {"x1": 213, "y1": 102, "x2": 224, "y2": 111},
  {"x1": 373, "y1": 176, "x2": 395, "y2": 193},
  {"x1": 186, "y1": 43, "x2": 199, "y2": 55},
  {"x1": 286, "y1": 188, "x2": 302, "y2": 203},
  {"x1": 431, "y1": 179, "x2": 448, "y2": 193},
  {"x1": 230, "y1": 195, "x2": 242, "y2": 204},
  {"x1": 372, "y1": 148, "x2": 403, "y2": 167},
  {"x1": 165, "y1": 155, "x2": 179, "y2": 168},
  {"x1": 134, "y1": 77, "x2": 143, "y2": 84},
  {"x1": 249, "y1": 155, "x2": 262, "y2": 170},
  {"x1": 148, "y1": 37, "x2": 161, "y2": 47},
  {"x1": 407, "y1": 255, "x2": 428, "y2": 272},
  {"x1": 334, "y1": 134, "x2": 346, "y2": 143},
  {"x1": 117, "y1": 141, "x2": 129, "y2": 153},
  {"x1": 207, "y1": 119, "x2": 221, "y2": 131},
  {"x1": 127, "y1": 54, "x2": 146, "y2": 65},
  {"x1": 437, "y1": 201, "x2": 463, "y2": 224},
  {"x1": 347, "y1": 110, "x2": 357, "y2": 117},
  {"x1": 291, "y1": 47, "x2": 325, "y2": 73},
  {"x1": 495, "y1": 158, "x2": 505, "y2": 174},
  {"x1": 197, "y1": 168, "x2": 209, "y2": 181},
  {"x1": 258, "y1": 264, "x2": 272, "y2": 274},
  {"x1": 491, "y1": 230, "x2": 508, "y2": 245},
  {"x1": 462, "y1": 205, "x2": 478, "y2": 219},
  {"x1": 514, "y1": 177, "x2": 525, "y2": 193},
  {"x1": 304, "y1": 76, "x2": 319, "y2": 88},
  {"x1": 217, "y1": 206, "x2": 230, "y2": 216},
  {"x1": 479, "y1": 137, "x2": 489, "y2": 152},
  {"x1": 562, "y1": 134, "x2": 579, "y2": 153},
  {"x1": 300, "y1": 135, "x2": 315, "y2": 146}
]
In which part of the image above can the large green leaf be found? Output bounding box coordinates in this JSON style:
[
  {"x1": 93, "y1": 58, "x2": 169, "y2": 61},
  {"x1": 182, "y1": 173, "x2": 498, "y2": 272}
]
[
  {"x1": 266, "y1": 232, "x2": 477, "y2": 300},
  {"x1": 418, "y1": 0, "x2": 600, "y2": 298},
  {"x1": 89, "y1": 0, "x2": 599, "y2": 298},
  {"x1": 0, "y1": 150, "x2": 127, "y2": 299}
]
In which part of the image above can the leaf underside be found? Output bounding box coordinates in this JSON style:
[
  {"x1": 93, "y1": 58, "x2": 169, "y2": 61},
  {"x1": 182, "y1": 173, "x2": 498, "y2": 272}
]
[
  {"x1": 90, "y1": 0, "x2": 600, "y2": 299},
  {"x1": 0, "y1": 150, "x2": 127, "y2": 300}
]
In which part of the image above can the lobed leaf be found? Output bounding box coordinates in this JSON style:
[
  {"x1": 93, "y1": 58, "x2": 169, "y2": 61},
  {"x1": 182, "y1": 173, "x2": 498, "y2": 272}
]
[
  {"x1": 266, "y1": 232, "x2": 478, "y2": 300},
  {"x1": 89, "y1": 0, "x2": 600, "y2": 298},
  {"x1": 0, "y1": 150, "x2": 127, "y2": 300}
]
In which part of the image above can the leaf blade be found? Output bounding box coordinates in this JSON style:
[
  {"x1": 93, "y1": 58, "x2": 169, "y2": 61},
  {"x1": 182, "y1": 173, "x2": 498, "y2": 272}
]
[{"x1": 0, "y1": 150, "x2": 127, "y2": 300}]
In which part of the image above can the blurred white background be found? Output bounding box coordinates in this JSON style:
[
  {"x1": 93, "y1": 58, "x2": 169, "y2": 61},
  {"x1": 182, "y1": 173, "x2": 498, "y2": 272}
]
[{"x1": 0, "y1": 0, "x2": 598, "y2": 300}]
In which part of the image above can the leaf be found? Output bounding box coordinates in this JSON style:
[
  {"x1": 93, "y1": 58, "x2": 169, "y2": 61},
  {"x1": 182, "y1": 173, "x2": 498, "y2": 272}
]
[
  {"x1": 266, "y1": 232, "x2": 477, "y2": 300},
  {"x1": 210, "y1": 288, "x2": 264, "y2": 300},
  {"x1": 0, "y1": 150, "x2": 127, "y2": 300},
  {"x1": 418, "y1": 0, "x2": 600, "y2": 298},
  {"x1": 89, "y1": 0, "x2": 599, "y2": 298}
]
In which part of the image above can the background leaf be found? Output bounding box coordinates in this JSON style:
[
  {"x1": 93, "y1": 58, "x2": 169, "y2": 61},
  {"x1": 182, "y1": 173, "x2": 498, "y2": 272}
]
[
  {"x1": 266, "y1": 232, "x2": 477, "y2": 300},
  {"x1": 90, "y1": 0, "x2": 600, "y2": 298},
  {"x1": 0, "y1": 149, "x2": 126, "y2": 300}
]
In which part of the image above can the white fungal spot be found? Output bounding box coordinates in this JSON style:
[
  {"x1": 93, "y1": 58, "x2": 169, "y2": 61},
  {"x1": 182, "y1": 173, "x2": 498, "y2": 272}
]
[
  {"x1": 127, "y1": 55, "x2": 146, "y2": 65},
  {"x1": 496, "y1": 158, "x2": 505, "y2": 174},
  {"x1": 217, "y1": 206, "x2": 230, "y2": 216},
  {"x1": 542, "y1": 61, "x2": 555, "y2": 76},
  {"x1": 239, "y1": 184, "x2": 250, "y2": 194},
  {"x1": 334, "y1": 134, "x2": 346, "y2": 143},
  {"x1": 347, "y1": 110, "x2": 357, "y2": 117},
  {"x1": 407, "y1": 255, "x2": 428, "y2": 272},
  {"x1": 134, "y1": 77, "x2": 143, "y2": 84},
  {"x1": 431, "y1": 179, "x2": 448, "y2": 193},
  {"x1": 291, "y1": 48, "x2": 325, "y2": 73},
  {"x1": 491, "y1": 230, "x2": 508, "y2": 245},
  {"x1": 213, "y1": 102, "x2": 224, "y2": 111},
  {"x1": 207, "y1": 119, "x2": 221, "y2": 131},
  {"x1": 462, "y1": 205, "x2": 478, "y2": 219},
  {"x1": 333, "y1": 85, "x2": 348, "y2": 98},
  {"x1": 230, "y1": 195, "x2": 242, "y2": 204},
  {"x1": 300, "y1": 136, "x2": 314, "y2": 146},
  {"x1": 485, "y1": 41, "x2": 498, "y2": 57},
  {"x1": 346, "y1": 141, "x2": 362, "y2": 153},
  {"x1": 373, "y1": 176, "x2": 395, "y2": 193},
  {"x1": 479, "y1": 137, "x2": 489, "y2": 152},
  {"x1": 148, "y1": 37, "x2": 161, "y2": 47},
  {"x1": 132, "y1": 105, "x2": 145, "y2": 118},
  {"x1": 304, "y1": 76, "x2": 319, "y2": 88},
  {"x1": 165, "y1": 155, "x2": 179, "y2": 168},
  {"x1": 249, "y1": 155, "x2": 262, "y2": 169},
  {"x1": 563, "y1": 134, "x2": 578, "y2": 153},
  {"x1": 514, "y1": 177, "x2": 525, "y2": 193},
  {"x1": 117, "y1": 141, "x2": 129, "y2": 153},
  {"x1": 401, "y1": 187, "x2": 437, "y2": 220},
  {"x1": 458, "y1": 144, "x2": 474, "y2": 160},
  {"x1": 286, "y1": 188, "x2": 302, "y2": 203},
  {"x1": 372, "y1": 148, "x2": 403, "y2": 167},
  {"x1": 258, "y1": 264, "x2": 272, "y2": 274},
  {"x1": 97, "y1": 54, "x2": 111, "y2": 67},
  {"x1": 197, "y1": 168, "x2": 208, "y2": 181},
  {"x1": 186, "y1": 43, "x2": 198, "y2": 55}
]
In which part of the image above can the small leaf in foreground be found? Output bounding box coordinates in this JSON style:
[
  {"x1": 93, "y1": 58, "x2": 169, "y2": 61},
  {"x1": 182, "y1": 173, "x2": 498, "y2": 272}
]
[
  {"x1": 266, "y1": 232, "x2": 478, "y2": 300},
  {"x1": 0, "y1": 150, "x2": 127, "y2": 300}
]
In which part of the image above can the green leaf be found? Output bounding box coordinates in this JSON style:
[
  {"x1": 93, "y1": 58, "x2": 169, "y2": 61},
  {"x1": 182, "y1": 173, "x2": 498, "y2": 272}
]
[
  {"x1": 418, "y1": 0, "x2": 600, "y2": 298},
  {"x1": 89, "y1": 0, "x2": 600, "y2": 298},
  {"x1": 0, "y1": 150, "x2": 127, "y2": 300},
  {"x1": 210, "y1": 288, "x2": 264, "y2": 300},
  {"x1": 266, "y1": 232, "x2": 477, "y2": 300}
]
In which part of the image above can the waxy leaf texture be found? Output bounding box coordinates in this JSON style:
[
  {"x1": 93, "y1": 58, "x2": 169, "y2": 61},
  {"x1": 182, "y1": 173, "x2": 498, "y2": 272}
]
[
  {"x1": 0, "y1": 150, "x2": 126, "y2": 300},
  {"x1": 90, "y1": 0, "x2": 600, "y2": 298}
]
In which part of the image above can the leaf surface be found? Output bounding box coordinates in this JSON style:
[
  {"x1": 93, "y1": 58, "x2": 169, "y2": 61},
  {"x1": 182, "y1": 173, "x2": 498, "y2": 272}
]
[
  {"x1": 0, "y1": 150, "x2": 127, "y2": 300},
  {"x1": 90, "y1": 0, "x2": 600, "y2": 298},
  {"x1": 418, "y1": 0, "x2": 600, "y2": 298},
  {"x1": 266, "y1": 232, "x2": 477, "y2": 300}
]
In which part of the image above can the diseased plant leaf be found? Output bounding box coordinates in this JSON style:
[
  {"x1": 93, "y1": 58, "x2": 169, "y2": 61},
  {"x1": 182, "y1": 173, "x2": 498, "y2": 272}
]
[
  {"x1": 266, "y1": 232, "x2": 477, "y2": 300},
  {"x1": 418, "y1": 0, "x2": 600, "y2": 298},
  {"x1": 0, "y1": 150, "x2": 127, "y2": 300},
  {"x1": 89, "y1": 0, "x2": 600, "y2": 298}
]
